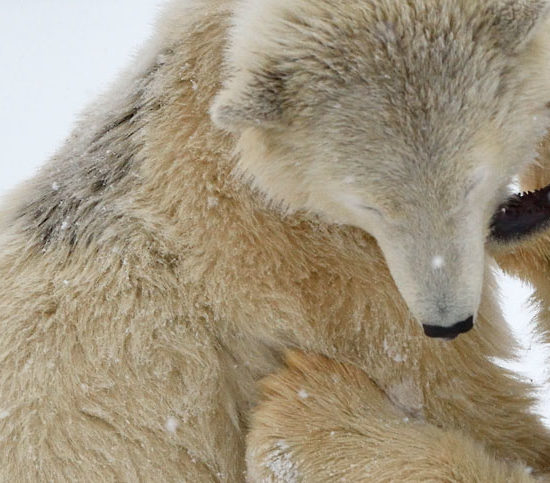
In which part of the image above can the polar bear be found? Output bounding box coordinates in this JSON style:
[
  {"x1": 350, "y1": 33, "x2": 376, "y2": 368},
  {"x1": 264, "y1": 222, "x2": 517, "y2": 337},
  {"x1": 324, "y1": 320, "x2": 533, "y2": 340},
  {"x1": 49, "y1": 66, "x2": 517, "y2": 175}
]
[{"x1": 2, "y1": 0, "x2": 550, "y2": 481}]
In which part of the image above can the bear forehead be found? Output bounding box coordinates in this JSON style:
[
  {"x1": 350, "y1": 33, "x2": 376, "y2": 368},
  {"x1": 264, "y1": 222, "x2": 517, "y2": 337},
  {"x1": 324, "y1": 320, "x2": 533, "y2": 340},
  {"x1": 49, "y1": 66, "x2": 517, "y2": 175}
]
[
  {"x1": 231, "y1": 0, "x2": 516, "y2": 121},
  {"x1": 232, "y1": 0, "x2": 509, "y2": 76},
  {"x1": 220, "y1": 0, "x2": 550, "y2": 179}
]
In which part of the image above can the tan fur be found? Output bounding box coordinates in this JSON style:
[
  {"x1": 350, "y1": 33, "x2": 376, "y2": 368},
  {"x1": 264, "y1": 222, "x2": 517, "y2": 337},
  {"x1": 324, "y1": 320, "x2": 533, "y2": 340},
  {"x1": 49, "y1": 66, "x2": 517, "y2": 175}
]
[
  {"x1": 247, "y1": 351, "x2": 536, "y2": 482},
  {"x1": 1, "y1": 0, "x2": 550, "y2": 481}
]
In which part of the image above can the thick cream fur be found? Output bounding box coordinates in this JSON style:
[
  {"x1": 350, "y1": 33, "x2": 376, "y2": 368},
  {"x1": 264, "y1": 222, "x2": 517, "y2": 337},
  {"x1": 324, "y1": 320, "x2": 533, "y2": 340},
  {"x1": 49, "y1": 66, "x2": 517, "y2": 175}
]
[{"x1": 0, "y1": 0, "x2": 550, "y2": 481}]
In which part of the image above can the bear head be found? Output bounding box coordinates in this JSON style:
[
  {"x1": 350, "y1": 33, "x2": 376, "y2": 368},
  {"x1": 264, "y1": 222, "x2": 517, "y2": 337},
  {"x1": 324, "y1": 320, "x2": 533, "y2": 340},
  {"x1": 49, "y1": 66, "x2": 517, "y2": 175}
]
[{"x1": 211, "y1": 0, "x2": 550, "y2": 338}]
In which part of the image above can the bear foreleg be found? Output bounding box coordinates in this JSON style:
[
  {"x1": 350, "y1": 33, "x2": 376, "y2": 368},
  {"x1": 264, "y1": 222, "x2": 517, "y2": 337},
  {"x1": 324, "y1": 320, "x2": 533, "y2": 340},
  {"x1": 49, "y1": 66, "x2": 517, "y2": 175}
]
[{"x1": 246, "y1": 351, "x2": 536, "y2": 482}]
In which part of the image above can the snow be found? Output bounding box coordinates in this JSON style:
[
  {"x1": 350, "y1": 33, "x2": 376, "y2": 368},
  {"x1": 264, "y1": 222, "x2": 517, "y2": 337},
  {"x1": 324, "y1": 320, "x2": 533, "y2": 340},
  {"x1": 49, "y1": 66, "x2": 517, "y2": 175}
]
[
  {"x1": 496, "y1": 273, "x2": 550, "y2": 426},
  {"x1": 207, "y1": 196, "x2": 219, "y2": 208},
  {"x1": 297, "y1": 389, "x2": 309, "y2": 399},
  {"x1": 0, "y1": 411, "x2": 9, "y2": 420},
  {"x1": 0, "y1": 0, "x2": 161, "y2": 196},
  {"x1": 165, "y1": 416, "x2": 179, "y2": 433},
  {"x1": 264, "y1": 441, "x2": 299, "y2": 482},
  {"x1": 431, "y1": 255, "x2": 445, "y2": 269}
]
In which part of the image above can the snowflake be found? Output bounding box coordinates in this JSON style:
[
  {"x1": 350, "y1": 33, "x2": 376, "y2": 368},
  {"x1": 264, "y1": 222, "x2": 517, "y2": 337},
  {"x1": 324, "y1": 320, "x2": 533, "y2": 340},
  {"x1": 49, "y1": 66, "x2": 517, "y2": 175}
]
[
  {"x1": 431, "y1": 256, "x2": 445, "y2": 269},
  {"x1": 165, "y1": 417, "x2": 179, "y2": 433}
]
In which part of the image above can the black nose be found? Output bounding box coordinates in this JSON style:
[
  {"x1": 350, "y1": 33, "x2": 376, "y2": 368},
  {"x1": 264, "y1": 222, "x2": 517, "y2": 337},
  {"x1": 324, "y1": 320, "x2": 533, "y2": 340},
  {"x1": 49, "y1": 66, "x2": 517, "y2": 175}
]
[{"x1": 423, "y1": 316, "x2": 474, "y2": 339}]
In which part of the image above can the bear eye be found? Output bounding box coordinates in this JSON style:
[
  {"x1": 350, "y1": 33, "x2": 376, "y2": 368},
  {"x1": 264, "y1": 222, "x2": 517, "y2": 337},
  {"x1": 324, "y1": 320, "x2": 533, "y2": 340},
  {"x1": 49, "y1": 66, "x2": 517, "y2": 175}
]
[
  {"x1": 465, "y1": 169, "x2": 487, "y2": 199},
  {"x1": 360, "y1": 204, "x2": 382, "y2": 217},
  {"x1": 464, "y1": 180, "x2": 479, "y2": 199}
]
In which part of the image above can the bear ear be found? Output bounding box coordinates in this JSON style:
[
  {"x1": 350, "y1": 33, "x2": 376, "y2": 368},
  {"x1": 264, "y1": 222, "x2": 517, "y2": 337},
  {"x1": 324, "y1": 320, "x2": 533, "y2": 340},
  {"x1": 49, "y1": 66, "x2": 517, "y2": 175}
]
[
  {"x1": 492, "y1": 0, "x2": 550, "y2": 52},
  {"x1": 210, "y1": 69, "x2": 285, "y2": 133}
]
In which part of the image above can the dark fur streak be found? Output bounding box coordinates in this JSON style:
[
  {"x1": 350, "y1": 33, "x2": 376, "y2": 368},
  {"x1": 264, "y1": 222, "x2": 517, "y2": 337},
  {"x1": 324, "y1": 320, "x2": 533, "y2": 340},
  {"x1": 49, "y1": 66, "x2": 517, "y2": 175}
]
[
  {"x1": 15, "y1": 55, "x2": 168, "y2": 252},
  {"x1": 91, "y1": 179, "x2": 108, "y2": 194},
  {"x1": 90, "y1": 108, "x2": 139, "y2": 147},
  {"x1": 22, "y1": 123, "x2": 140, "y2": 250}
]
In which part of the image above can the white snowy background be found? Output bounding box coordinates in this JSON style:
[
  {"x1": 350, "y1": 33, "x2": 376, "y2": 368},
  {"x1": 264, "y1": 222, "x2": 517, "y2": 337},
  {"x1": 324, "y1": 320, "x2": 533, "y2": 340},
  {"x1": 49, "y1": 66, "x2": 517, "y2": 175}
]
[{"x1": 0, "y1": 1, "x2": 549, "y2": 422}]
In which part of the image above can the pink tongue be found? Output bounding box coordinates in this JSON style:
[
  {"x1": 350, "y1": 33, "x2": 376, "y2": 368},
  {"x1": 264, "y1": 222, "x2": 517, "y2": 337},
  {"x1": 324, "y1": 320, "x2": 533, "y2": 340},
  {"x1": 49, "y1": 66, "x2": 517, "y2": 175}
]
[{"x1": 490, "y1": 185, "x2": 550, "y2": 243}]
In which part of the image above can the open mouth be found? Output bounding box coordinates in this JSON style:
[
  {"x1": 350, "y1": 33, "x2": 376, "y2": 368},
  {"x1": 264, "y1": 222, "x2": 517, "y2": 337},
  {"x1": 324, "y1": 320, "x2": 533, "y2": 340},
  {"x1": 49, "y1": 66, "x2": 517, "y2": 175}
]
[{"x1": 490, "y1": 184, "x2": 550, "y2": 243}]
